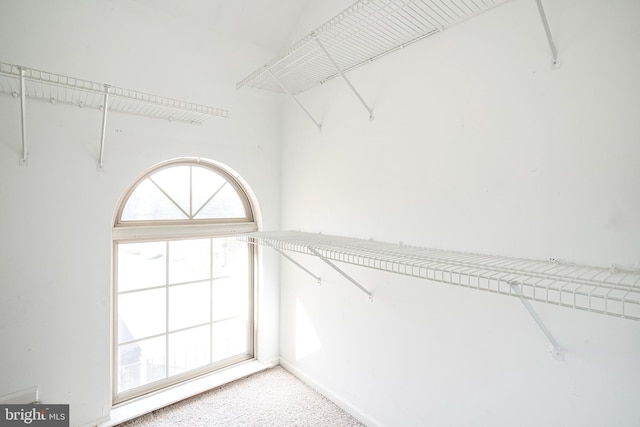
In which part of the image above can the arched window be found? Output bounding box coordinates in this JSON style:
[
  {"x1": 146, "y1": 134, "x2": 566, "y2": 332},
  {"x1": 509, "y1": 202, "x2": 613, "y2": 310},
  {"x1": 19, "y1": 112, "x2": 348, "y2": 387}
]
[{"x1": 112, "y1": 158, "x2": 258, "y2": 403}]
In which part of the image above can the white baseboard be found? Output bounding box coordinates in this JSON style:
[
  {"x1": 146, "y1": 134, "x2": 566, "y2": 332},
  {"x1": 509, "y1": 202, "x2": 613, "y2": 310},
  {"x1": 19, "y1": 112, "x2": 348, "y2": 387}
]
[
  {"x1": 78, "y1": 415, "x2": 111, "y2": 427},
  {"x1": 279, "y1": 357, "x2": 386, "y2": 427},
  {"x1": 0, "y1": 386, "x2": 39, "y2": 404}
]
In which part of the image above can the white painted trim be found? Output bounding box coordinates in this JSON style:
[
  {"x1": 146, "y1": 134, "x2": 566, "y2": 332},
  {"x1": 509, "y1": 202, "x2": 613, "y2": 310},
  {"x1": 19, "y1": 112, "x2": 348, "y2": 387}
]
[
  {"x1": 0, "y1": 386, "x2": 39, "y2": 404},
  {"x1": 102, "y1": 359, "x2": 275, "y2": 427},
  {"x1": 279, "y1": 357, "x2": 387, "y2": 427},
  {"x1": 78, "y1": 415, "x2": 110, "y2": 427},
  {"x1": 112, "y1": 222, "x2": 258, "y2": 241}
]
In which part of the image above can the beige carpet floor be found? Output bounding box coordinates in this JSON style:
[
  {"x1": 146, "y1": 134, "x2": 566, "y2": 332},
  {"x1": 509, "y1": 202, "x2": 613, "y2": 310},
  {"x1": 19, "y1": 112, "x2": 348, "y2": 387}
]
[{"x1": 117, "y1": 366, "x2": 365, "y2": 426}]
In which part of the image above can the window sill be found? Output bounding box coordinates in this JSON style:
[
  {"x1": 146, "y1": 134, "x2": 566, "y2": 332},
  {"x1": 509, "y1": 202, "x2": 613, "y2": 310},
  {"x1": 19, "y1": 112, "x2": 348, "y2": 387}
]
[{"x1": 102, "y1": 359, "x2": 275, "y2": 426}]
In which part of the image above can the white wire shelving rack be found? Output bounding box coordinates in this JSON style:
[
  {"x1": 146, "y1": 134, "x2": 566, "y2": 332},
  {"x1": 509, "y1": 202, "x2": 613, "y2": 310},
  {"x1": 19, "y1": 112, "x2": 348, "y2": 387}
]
[
  {"x1": 0, "y1": 61, "x2": 229, "y2": 169},
  {"x1": 241, "y1": 231, "x2": 640, "y2": 321},
  {"x1": 237, "y1": 0, "x2": 558, "y2": 129}
]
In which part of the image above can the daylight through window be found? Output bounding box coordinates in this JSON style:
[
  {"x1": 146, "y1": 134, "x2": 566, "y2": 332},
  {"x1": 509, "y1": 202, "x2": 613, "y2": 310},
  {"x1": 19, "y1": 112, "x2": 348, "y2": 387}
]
[{"x1": 112, "y1": 159, "x2": 257, "y2": 403}]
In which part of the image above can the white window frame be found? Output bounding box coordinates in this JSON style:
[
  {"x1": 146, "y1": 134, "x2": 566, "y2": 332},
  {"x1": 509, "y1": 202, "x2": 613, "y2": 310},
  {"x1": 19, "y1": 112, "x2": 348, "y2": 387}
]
[{"x1": 112, "y1": 158, "x2": 259, "y2": 404}]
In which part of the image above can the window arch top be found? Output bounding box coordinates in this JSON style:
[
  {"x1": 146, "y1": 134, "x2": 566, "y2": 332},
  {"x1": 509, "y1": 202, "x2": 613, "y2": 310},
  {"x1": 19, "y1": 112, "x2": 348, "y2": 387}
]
[{"x1": 116, "y1": 160, "x2": 253, "y2": 224}]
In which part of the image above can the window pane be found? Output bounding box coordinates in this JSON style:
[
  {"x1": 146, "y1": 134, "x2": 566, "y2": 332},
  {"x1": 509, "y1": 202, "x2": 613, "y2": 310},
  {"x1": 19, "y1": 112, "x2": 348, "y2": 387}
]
[
  {"x1": 195, "y1": 183, "x2": 246, "y2": 219},
  {"x1": 117, "y1": 242, "x2": 166, "y2": 292},
  {"x1": 212, "y1": 278, "x2": 247, "y2": 321},
  {"x1": 118, "y1": 288, "x2": 166, "y2": 342},
  {"x1": 118, "y1": 335, "x2": 166, "y2": 393},
  {"x1": 169, "y1": 281, "x2": 210, "y2": 331},
  {"x1": 169, "y1": 239, "x2": 211, "y2": 284},
  {"x1": 191, "y1": 166, "x2": 227, "y2": 217},
  {"x1": 149, "y1": 166, "x2": 190, "y2": 216},
  {"x1": 169, "y1": 326, "x2": 210, "y2": 375},
  {"x1": 212, "y1": 238, "x2": 248, "y2": 277},
  {"x1": 212, "y1": 238, "x2": 249, "y2": 320},
  {"x1": 212, "y1": 317, "x2": 248, "y2": 363},
  {"x1": 121, "y1": 180, "x2": 188, "y2": 221}
]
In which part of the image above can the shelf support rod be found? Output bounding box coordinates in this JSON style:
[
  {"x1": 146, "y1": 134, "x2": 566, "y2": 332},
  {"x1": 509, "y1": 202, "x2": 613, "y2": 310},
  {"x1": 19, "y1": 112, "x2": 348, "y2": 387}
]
[
  {"x1": 510, "y1": 282, "x2": 563, "y2": 359},
  {"x1": 98, "y1": 85, "x2": 110, "y2": 171},
  {"x1": 316, "y1": 37, "x2": 374, "y2": 120},
  {"x1": 19, "y1": 67, "x2": 28, "y2": 166},
  {"x1": 534, "y1": 0, "x2": 559, "y2": 68},
  {"x1": 267, "y1": 69, "x2": 322, "y2": 131},
  {"x1": 308, "y1": 247, "x2": 372, "y2": 301},
  {"x1": 267, "y1": 244, "x2": 322, "y2": 284}
]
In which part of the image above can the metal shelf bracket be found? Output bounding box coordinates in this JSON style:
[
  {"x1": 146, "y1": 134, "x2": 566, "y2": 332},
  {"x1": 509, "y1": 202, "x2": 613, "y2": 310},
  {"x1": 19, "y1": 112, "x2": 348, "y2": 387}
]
[
  {"x1": 535, "y1": 0, "x2": 560, "y2": 69},
  {"x1": 18, "y1": 67, "x2": 28, "y2": 166},
  {"x1": 238, "y1": 0, "x2": 513, "y2": 98},
  {"x1": 240, "y1": 231, "x2": 640, "y2": 320},
  {"x1": 308, "y1": 247, "x2": 373, "y2": 301},
  {"x1": 270, "y1": 245, "x2": 322, "y2": 284},
  {"x1": 97, "y1": 85, "x2": 110, "y2": 172},
  {"x1": 267, "y1": 69, "x2": 322, "y2": 131},
  {"x1": 510, "y1": 281, "x2": 564, "y2": 360},
  {"x1": 1, "y1": 61, "x2": 229, "y2": 168},
  {"x1": 316, "y1": 37, "x2": 374, "y2": 121}
]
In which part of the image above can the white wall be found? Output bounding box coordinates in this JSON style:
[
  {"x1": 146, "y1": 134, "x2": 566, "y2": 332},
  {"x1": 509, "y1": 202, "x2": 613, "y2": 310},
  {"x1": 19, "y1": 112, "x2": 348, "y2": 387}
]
[
  {"x1": 280, "y1": 0, "x2": 640, "y2": 426},
  {"x1": 0, "y1": 1, "x2": 281, "y2": 426}
]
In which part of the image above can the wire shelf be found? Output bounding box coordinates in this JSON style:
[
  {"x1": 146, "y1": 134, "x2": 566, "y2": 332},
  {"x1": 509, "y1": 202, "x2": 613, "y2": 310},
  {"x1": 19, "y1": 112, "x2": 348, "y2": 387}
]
[
  {"x1": 240, "y1": 231, "x2": 640, "y2": 320},
  {"x1": 237, "y1": 0, "x2": 511, "y2": 94},
  {"x1": 0, "y1": 61, "x2": 229, "y2": 124}
]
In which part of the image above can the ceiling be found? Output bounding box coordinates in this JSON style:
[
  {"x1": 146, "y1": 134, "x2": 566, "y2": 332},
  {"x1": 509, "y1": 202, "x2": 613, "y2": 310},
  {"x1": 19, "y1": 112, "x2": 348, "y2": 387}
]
[{"x1": 132, "y1": 0, "x2": 314, "y2": 53}]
